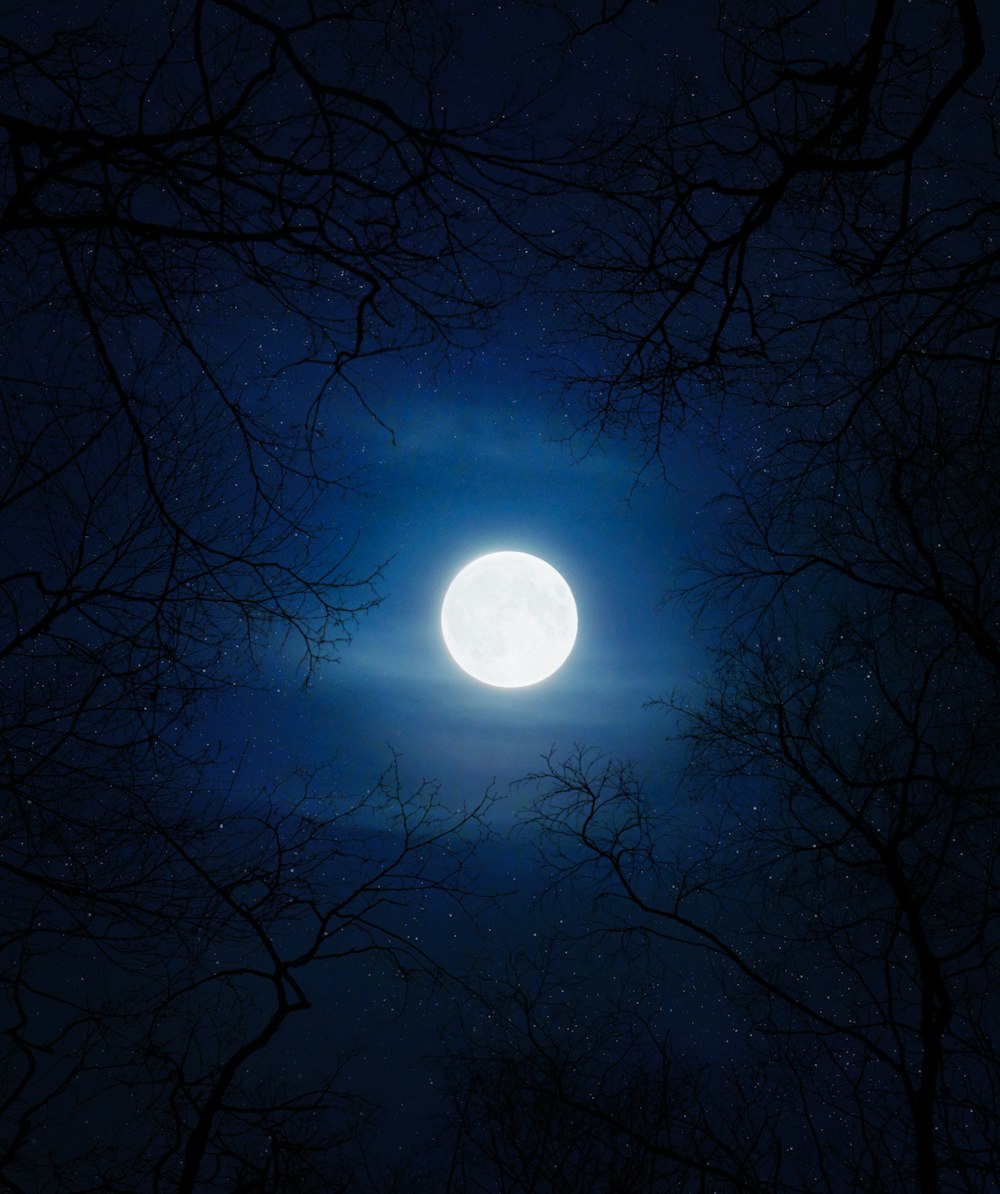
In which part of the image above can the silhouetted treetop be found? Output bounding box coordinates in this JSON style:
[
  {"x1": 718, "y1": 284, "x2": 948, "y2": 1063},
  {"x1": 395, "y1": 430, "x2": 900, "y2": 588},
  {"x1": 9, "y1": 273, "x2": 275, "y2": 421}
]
[{"x1": 559, "y1": 0, "x2": 992, "y2": 458}]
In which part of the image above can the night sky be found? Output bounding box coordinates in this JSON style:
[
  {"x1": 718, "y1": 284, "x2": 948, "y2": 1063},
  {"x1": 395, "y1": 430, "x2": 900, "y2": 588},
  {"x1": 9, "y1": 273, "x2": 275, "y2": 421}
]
[{"x1": 3, "y1": 1, "x2": 999, "y2": 1191}]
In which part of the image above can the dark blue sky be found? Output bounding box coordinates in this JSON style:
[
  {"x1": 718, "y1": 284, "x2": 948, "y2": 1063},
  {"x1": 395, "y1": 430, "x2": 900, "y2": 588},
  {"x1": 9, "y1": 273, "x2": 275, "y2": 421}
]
[
  {"x1": 7, "y1": 1, "x2": 995, "y2": 1187},
  {"x1": 204, "y1": 312, "x2": 732, "y2": 1165},
  {"x1": 237, "y1": 340, "x2": 718, "y2": 825},
  {"x1": 186, "y1": 1, "x2": 732, "y2": 833}
]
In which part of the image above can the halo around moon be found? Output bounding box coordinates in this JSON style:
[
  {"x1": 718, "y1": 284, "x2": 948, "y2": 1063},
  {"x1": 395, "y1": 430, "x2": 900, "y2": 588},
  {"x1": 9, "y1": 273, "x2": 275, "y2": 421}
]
[{"x1": 441, "y1": 551, "x2": 578, "y2": 688}]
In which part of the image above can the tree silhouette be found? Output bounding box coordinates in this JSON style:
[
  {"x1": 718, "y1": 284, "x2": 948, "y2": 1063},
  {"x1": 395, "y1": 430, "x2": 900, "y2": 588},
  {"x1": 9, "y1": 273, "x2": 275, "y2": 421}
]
[
  {"x1": 3, "y1": 756, "x2": 496, "y2": 1191},
  {"x1": 5, "y1": 1, "x2": 998, "y2": 1187},
  {"x1": 446, "y1": 2, "x2": 1000, "y2": 1191},
  {"x1": 2, "y1": 0, "x2": 543, "y2": 768},
  {"x1": 443, "y1": 928, "x2": 782, "y2": 1193},
  {"x1": 0, "y1": 2, "x2": 547, "y2": 1188},
  {"x1": 562, "y1": 0, "x2": 988, "y2": 464}
]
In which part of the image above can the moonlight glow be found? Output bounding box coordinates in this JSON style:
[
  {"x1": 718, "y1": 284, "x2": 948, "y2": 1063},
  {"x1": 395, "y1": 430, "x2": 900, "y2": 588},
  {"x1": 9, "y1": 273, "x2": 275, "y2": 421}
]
[{"x1": 441, "y1": 551, "x2": 578, "y2": 688}]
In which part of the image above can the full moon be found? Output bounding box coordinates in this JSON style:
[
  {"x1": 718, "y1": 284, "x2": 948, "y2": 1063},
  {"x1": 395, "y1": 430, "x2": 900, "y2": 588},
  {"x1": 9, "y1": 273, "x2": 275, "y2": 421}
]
[{"x1": 441, "y1": 551, "x2": 578, "y2": 688}]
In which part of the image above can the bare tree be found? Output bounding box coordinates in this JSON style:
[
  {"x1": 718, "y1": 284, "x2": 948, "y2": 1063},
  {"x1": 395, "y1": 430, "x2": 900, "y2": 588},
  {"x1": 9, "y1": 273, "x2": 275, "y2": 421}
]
[
  {"x1": 2, "y1": 754, "x2": 498, "y2": 1193},
  {"x1": 0, "y1": 2, "x2": 560, "y2": 1188},
  {"x1": 442, "y1": 3, "x2": 1000, "y2": 1192},
  {"x1": 443, "y1": 934, "x2": 783, "y2": 1193},
  {"x1": 1, "y1": 0, "x2": 547, "y2": 768},
  {"x1": 447, "y1": 671, "x2": 997, "y2": 1191},
  {"x1": 559, "y1": 0, "x2": 989, "y2": 457}
]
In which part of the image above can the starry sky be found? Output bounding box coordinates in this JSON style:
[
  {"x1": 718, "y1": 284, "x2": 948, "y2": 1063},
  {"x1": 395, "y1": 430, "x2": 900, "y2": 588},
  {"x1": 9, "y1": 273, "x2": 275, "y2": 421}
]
[
  {"x1": 210, "y1": 236, "x2": 728, "y2": 1167},
  {"x1": 243, "y1": 346, "x2": 711, "y2": 815},
  {"x1": 3, "y1": 0, "x2": 998, "y2": 1189}
]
